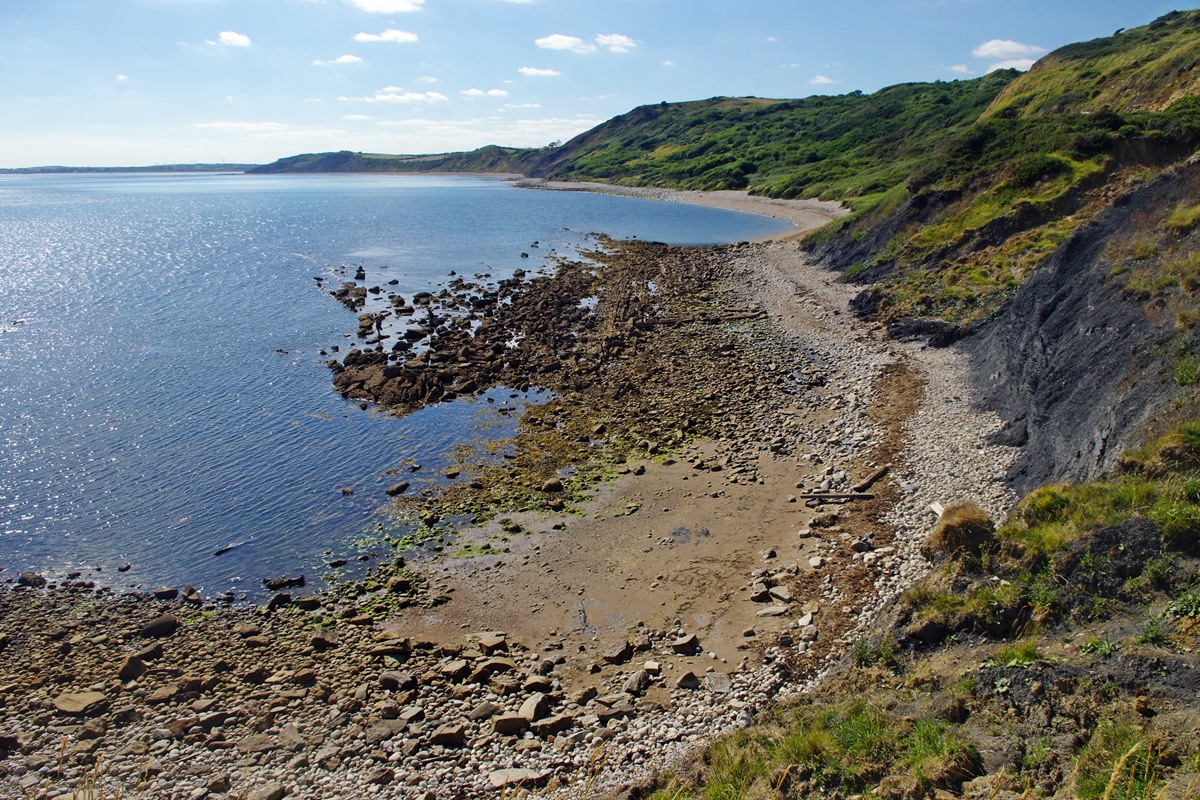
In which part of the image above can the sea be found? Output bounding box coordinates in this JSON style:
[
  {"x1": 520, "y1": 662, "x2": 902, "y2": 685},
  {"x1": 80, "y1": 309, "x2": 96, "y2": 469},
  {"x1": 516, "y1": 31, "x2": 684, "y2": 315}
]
[{"x1": 0, "y1": 172, "x2": 789, "y2": 599}]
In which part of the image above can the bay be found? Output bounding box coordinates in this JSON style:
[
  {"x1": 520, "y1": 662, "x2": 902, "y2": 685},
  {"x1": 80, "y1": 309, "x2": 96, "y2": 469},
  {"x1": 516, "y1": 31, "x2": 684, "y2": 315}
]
[{"x1": 0, "y1": 173, "x2": 788, "y2": 597}]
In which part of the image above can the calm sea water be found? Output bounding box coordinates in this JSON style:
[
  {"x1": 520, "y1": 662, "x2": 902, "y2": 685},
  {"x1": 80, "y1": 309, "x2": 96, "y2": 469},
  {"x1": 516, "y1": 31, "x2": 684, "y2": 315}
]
[{"x1": 0, "y1": 173, "x2": 787, "y2": 598}]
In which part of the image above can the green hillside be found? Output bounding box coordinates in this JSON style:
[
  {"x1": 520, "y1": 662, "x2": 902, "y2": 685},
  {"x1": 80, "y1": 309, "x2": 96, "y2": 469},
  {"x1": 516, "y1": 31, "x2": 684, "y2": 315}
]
[
  {"x1": 986, "y1": 10, "x2": 1200, "y2": 117},
  {"x1": 248, "y1": 145, "x2": 533, "y2": 175}
]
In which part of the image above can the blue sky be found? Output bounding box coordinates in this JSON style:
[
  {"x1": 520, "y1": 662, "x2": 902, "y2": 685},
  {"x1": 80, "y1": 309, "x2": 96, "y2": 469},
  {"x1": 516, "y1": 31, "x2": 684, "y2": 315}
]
[{"x1": 0, "y1": 0, "x2": 1192, "y2": 167}]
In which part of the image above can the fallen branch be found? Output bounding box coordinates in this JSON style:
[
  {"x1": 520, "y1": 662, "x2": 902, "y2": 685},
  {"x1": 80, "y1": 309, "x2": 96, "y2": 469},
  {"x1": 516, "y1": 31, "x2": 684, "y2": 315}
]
[{"x1": 851, "y1": 464, "x2": 891, "y2": 493}]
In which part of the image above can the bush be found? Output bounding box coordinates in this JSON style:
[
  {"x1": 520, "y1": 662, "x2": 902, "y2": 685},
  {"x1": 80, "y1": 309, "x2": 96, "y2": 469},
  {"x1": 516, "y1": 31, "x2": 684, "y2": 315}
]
[{"x1": 921, "y1": 502, "x2": 996, "y2": 560}]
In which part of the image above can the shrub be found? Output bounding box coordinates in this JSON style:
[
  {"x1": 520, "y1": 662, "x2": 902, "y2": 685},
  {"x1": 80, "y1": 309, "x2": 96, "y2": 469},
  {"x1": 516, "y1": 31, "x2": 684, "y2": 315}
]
[{"x1": 921, "y1": 501, "x2": 997, "y2": 560}]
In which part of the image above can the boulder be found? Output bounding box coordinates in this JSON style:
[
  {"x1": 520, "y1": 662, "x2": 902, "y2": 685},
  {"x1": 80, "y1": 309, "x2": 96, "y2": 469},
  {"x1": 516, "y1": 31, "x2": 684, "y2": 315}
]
[
  {"x1": 519, "y1": 692, "x2": 551, "y2": 721},
  {"x1": 379, "y1": 670, "x2": 417, "y2": 692},
  {"x1": 17, "y1": 572, "x2": 47, "y2": 588},
  {"x1": 429, "y1": 723, "x2": 466, "y2": 747},
  {"x1": 492, "y1": 714, "x2": 529, "y2": 735},
  {"x1": 623, "y1": 670, "x2": 651, "y2": 696},
  {"x1": 704, "y1": 672, "x2": 732, "y2": 693},
  {"x1": 138, "y1": 615, "x2": 181, "y2": 638},
  {"x1": 117, "y1": 656, "x2": 148, "y2": 682},
  {"x1": 602, "y1": 640, "x2": 633, "y2": 664}
]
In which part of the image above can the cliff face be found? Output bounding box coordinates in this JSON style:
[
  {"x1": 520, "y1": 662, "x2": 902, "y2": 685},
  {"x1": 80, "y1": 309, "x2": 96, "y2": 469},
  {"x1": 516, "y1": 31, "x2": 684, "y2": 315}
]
[{"x1": 964, "y1": 159, "x2": 1200, "y2": 491}]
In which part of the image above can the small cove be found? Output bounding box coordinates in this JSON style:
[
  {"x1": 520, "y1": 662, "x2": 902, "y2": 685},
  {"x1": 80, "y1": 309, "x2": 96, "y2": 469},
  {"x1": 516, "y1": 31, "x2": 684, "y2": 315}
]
[{"x1": 0, "y1": 173, "x2": 789, "y2": 598}]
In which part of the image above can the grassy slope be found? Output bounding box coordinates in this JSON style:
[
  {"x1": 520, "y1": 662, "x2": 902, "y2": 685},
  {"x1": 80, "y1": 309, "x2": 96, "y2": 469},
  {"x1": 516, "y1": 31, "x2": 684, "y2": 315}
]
[{"x1": 520, "y1": 78, "x2": 1015, "y2": 198}]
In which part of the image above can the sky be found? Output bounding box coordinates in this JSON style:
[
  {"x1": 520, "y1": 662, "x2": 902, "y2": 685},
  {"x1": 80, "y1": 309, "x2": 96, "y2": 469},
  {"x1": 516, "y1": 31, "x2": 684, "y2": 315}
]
[{"x1": 0, "y1": 0, "x2": 1194, "y2": 167}]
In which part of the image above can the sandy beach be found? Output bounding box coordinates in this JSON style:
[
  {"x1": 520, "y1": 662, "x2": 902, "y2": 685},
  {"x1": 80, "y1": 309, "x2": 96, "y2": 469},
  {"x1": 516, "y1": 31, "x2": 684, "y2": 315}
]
[{"x1": 0, "y1": 187, "x2": 1017, "y2": 800}]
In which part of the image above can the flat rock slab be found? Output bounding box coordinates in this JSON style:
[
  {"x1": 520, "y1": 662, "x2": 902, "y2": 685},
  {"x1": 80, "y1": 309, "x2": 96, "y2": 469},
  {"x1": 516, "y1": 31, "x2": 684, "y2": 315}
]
[
  {"x1": 488, "y1": 768, "x2": 552, "y2": 789},
  {"x1": 53, "y1": 691, "x2": 108, "y2": 716}
]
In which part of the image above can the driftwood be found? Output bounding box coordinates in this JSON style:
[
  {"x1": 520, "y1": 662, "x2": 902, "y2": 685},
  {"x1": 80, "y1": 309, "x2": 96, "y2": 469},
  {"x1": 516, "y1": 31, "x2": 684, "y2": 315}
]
[
  {"x1": 798, "y1": 492, "x2": 876, "y2": 501},
  {"x1": 851, "y1": 464, "x2": 891, "y2": 493}
]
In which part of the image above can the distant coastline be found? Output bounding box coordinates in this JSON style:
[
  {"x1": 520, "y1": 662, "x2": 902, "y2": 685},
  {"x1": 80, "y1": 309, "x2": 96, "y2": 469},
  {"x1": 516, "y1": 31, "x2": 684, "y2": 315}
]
[{"x1": 0, "y1": 163, "x2": 259, "y2": 175}]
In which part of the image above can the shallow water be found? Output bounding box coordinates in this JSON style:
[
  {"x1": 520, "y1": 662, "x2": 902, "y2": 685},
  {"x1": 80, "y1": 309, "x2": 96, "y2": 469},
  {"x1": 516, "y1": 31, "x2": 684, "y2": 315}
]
[{"x1": 0, "y1": 173, "x2": 788, "y2": 597}]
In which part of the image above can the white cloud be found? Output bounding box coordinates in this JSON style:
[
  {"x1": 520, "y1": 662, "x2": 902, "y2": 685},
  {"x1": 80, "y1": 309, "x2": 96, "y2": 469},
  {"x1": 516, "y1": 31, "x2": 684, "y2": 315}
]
[
  {"x1": 504, "y1": 103, "x2": 542, "y2": 109},
  {"x1": 461, "y1": 88, "x2": 509, "y2": 97},
  {"x1": 116, "y1": 74, "x2": 128, "y2": 81},
  {"x1": 207, "y1": 31, "x2": 251, "y2": 47},
  {"x1": 536, "y1": 34, "x2": 596, "y2": 54},
  {"x1": 354, "y1": 29, "x2": 418, "y2": 43},
  {"x1": 416, "y1": 75, "x2": 438, "y2": 83},
  {"x1": 519, "y1": 66, "x2": 560, "y2": 77},
  {"x1": 343, "y1": 114, "x2": 374, "y2": 120},
  {"x1": 314, "y1": 54, "x2": 363, "y2": 65},
  {"x1": 765, "y1": 36, "x2": 778, "y2": 43},
  {"x1": 986, "y1": 58, "x2": 1037, "y2": 72},
  {"x1": 339, "y1": 88, "x2": 449, "y2": 103},
  {"x1": 346, "y1": 0, "x2": 424, "y2": 11},
  {"x1": 810, "y1": 74, "x2": 836, "y2": 85},
  {"x1": 662, "y1": 60, "x2": 675, "y2": 67},
  {"x1": 950, "y1": 64, "x2": 973, "y2": 74},
  {"x1": 596, "y1": 33, "x2": 635, "y2": 53},
  {"x1": 972, "y1": 39, "x2": 1045, "y2": 60}
]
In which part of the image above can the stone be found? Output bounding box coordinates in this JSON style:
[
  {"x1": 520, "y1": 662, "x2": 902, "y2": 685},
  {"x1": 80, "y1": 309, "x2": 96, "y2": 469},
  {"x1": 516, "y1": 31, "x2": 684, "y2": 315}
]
[
  {"x1": 365, "y1": 720, "x2": 407, "y2": 746},
  {"x1": 17, "y1": 572, "x2": 47, "y2": 588},
  {"x1": 755, "y1": 604, "x2": 790, "y2": 618},
  {"x1": 118, "y1": 655, "x2": 148, "y2": 682},
  {"x1": 769, "y1": 585, "x2": 793, "y2": 602},
  {"x1": 386, "y1": 575, "x2": 411, "y2": 594},
  {"x1": 672, "y1": 633, "x2": 700, "y2": 654},
  {"x1": 704, "y1": 672, "x2": 732, "y2": 694},
  {"x1": 475, "y1": 631, "x2": 508, "y2": 655},
  {"x1": 379, "y1": 669, "x2": 417, "y2": 691},
  {"x1": 675, "y1": 671, "x2": 702, "y2": 690},
  {"x1": 467, "y1": 701, "x2": 501, "y2": 721},
  {"x1": 622, "y1": 670, "x2": 652, "y2": 696},
  {"x1": 488, "y1": 768, "x2": 552, "y2": 789},
  {"x1": 469, "y1": 657, "x2": 517, "y2": 683},
  {"x1": 236, "y1": 734, "x2": 279, "y2": 754},
  {"x1": 429, "y1": 722, "x2": 466, "y2": 747},
  {"x1": 439, "y1": 659, "x2": 471, "y2": 682},
  {"x1": 53, "y1": 691, "x2": 108, "y2": 716},
  {"x1": 602, "y1": 640, "x2": 633, "y2": 664},
  {"x1": 146, "y1": 684, "x2": 179, "y2": 704},
  {"x1": 530, "y1": 714, "x2": 574, "y2": 737},
  {"x1": 248, "y1": 783, "x2": 287, "y2": 800},
  {"x1": 492, "y1": 713, "x2": 529, "y2": 735},
  {"x1": 138, "y1": 615, "x2": 181, "y2": 638},
  {"x1": 385, "y1": 482, "x2": 410, "y2": 496},
  {"x1": 519, "y1": 691, "x2": 551, "y2": 721},
  {"x1": 263, "y1": 575, "x2": 305, "y2": 591},
  {"x1": 540, "y1": 477, "x2": 564, "y2": 493},
  {"x1": 152, "y1": 587, "x2": 178, "y2": 600},
  {"x1": 368, "y1": 767, "x2": 395, "y2": 785},
  {"x1": 310, "y1": 630, "x2": 339, "y2": 651}
]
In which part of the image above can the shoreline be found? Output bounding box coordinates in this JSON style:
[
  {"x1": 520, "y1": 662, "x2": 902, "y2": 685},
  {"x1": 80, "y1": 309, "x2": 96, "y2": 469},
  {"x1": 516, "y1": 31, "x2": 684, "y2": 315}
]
[
  {"x1": 516, "y1": 178, "x2": 849, "y2": 242},
  {"x1": 0, "y1": 224, "x2": 1019, "y2": 798}
]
